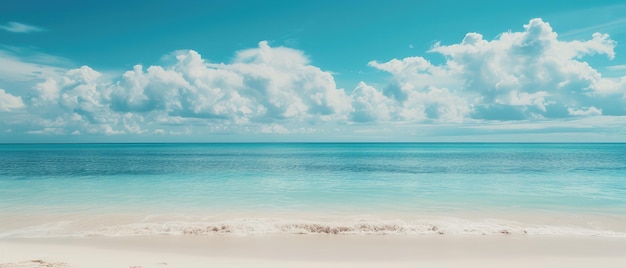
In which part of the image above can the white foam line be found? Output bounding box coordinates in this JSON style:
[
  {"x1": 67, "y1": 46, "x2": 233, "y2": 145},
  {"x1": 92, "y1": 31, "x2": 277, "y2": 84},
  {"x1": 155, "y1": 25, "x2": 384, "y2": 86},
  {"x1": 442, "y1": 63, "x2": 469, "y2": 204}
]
[{"x1": 3, "y1": 217, "x2": 624, "y2": 238}]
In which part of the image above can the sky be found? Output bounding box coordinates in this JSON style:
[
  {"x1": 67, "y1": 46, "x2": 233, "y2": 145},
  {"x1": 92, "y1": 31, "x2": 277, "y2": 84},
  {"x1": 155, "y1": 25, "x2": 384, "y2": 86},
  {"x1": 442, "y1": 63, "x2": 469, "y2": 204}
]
[{"x1": 1, "y1": 0, "x2": 626, "y2": 142}]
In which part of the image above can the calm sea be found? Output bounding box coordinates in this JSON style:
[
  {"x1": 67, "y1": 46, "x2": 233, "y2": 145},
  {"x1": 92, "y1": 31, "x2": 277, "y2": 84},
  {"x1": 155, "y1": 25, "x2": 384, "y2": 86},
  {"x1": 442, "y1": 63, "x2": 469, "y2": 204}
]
[{"x1": 1, "y1": 143, "x2": 625, "y2": 237}]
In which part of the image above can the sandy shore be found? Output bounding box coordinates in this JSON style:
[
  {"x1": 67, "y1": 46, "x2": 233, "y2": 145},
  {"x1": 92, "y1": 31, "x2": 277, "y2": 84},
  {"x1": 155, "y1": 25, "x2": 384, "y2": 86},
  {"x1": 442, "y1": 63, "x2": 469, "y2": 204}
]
[{"x1": 2, "y1": 235, "x2": 626, "y2": 267}]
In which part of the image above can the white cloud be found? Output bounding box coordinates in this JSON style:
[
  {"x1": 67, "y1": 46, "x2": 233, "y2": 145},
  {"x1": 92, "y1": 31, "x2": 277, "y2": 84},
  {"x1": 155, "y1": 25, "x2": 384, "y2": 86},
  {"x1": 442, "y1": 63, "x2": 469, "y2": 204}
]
[
  {"x1": 568, "y1": 106, "x2": 602, "y2": 116},
  {"x1": 370, "y1": 18, "x2": 626, "y2": 121},
  {"x1": 0, "y1": 50, "x2": 66, "y2": 83},
  {"x1": 10, "y1": 42, "x2": 353, "y2": 136},
  {"x1": 350, "y1": 82, "x2": 394, "y2": 122},
  {"x1": 260, "y1": 123, "x2": 289, "y2": 134},
  {"x1": 606, "y1": 65, "x2": 626, "y2": 71},
  {"x1": 501, "y1": 91, "x2": 551, "y2": 111},
  {"x1": 110, "y1": 42, "x2": 350, "y2": 123},
  {"x1": 560, "y1": 16, "x2": 626, "y2": 39},
  {"x1": 108, "y1": 41, "x2": 351, "y2": 125},
  {"x1": 1, "y1": 19, "x2": 626, "y2": 140},
  {"x1": 0, "y1": 89, "x2": 25, "y2": 111},
  {"x1": 24, "y1": 65, "x2": 128, "y2": 135},
  {"x1": 0, "y1": 22, "x2": 44, "y2": 33}
]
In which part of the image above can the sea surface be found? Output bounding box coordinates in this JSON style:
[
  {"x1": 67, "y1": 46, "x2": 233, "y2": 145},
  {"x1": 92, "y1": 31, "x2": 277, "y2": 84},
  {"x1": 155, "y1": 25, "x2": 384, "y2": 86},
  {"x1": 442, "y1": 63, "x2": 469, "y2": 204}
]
[{"x1": 1, "y1": 143, "x2": 625, "y2": 237}]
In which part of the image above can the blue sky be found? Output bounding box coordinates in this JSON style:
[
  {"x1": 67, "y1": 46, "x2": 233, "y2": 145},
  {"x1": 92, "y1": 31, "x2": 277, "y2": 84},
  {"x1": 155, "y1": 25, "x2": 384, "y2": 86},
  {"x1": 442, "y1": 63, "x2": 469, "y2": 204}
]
[{"x1": 1, "y1": 0, "x2": 626, "y2": 142}]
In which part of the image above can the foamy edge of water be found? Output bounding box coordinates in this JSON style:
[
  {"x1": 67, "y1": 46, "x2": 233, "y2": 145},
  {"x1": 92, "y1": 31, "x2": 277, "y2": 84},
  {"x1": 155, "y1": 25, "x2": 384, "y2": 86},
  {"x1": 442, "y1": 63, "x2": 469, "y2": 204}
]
[{"x1": 3, "y1": 217, "x2": 626, "y2": 238}]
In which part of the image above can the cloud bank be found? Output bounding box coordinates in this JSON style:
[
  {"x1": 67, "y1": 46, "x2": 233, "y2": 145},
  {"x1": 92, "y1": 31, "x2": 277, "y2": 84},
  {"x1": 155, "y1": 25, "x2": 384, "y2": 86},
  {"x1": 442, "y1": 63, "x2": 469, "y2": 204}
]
[
  {"x1": 368, "y1": 18, "x2": 625, "y2": 121},
  {"x1": 1, "y1": 18, "x2": 625, "y2": 140}
]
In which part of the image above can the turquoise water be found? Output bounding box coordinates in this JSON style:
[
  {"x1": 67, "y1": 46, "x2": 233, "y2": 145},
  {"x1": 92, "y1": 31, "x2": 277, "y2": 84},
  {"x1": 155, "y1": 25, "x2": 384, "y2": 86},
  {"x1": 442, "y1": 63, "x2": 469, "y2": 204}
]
[{"x1": 1, "y1": 143, "x2": 625, "y2": 237}]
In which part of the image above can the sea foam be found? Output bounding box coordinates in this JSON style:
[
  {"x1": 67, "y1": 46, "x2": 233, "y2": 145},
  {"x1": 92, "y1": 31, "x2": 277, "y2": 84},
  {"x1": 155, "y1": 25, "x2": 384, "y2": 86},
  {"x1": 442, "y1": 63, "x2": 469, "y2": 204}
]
[{"x1": 3, "y1": 216, "x2": 626, "y2": 238}]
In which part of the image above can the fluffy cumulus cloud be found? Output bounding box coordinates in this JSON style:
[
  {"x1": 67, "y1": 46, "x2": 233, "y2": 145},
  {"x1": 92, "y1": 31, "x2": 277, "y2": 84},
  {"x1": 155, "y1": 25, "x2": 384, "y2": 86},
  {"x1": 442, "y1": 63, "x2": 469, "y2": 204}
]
[
  {"x1": 1, "y1": 18, "x2": 626, "y2": 139},
  {"x1": 367, "y1": 18, "x2": 626, "y2": 121},
  {"x1": 0, "y1": 89, "x2": 25, "y2": 111},
  {"x1": 350, "y1": 82, "x2": 394, "y2": 122},
  {"x1": 10, "y1": 41, "x2": 352, "y2": 136},
  {"x1": 26, "y1": 65, "x2": 126, "y2": 135},
  {"x1": 106, "y1": 41, "x2": 351, "y2": 130}
]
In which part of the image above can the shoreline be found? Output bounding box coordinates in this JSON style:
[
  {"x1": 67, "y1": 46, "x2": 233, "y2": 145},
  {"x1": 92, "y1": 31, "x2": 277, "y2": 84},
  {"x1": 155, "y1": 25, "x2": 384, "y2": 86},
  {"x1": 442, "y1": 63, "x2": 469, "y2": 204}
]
[
  {"x1": 2, "y1": 235, "x2": 626, "y2": 267},
  {"x1": 2, "y1": 210, "x2": 626, "y2": 238}
]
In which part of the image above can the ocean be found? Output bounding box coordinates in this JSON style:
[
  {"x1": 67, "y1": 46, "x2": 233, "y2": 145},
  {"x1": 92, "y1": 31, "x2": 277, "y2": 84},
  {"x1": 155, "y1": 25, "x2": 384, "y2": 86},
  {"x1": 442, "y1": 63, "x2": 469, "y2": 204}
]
[{"x1": 1, "y1": 143, "x2": 625, "y2": 237}]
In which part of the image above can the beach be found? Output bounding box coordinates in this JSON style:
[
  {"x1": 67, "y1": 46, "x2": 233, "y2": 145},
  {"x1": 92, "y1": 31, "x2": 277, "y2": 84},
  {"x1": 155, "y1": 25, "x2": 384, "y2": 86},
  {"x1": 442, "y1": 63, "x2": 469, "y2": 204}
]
[
  {"x1": 1, "y1": 143, "x2": 625, "y2": 267},
  {"x1": 2, "y1": 235, "x2": 626, "y2": 267},
  {"x1": 3, "y1": 0, "x2": 626, "y2": 265}
]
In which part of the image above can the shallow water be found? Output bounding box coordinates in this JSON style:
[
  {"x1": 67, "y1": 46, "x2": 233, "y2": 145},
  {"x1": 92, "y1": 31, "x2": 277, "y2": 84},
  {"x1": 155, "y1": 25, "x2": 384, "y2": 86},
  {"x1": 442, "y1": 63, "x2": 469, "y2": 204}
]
[{"x1": 1, "y1": 143, "x2": 625, "y2": 237}]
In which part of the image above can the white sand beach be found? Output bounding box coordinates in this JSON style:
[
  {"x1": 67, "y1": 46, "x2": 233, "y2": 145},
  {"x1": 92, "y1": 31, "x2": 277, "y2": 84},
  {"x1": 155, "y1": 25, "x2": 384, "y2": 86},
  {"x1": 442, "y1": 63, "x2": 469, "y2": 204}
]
[{"x1": 2, "y1": 235, "x2": 626, "y2": 268}]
